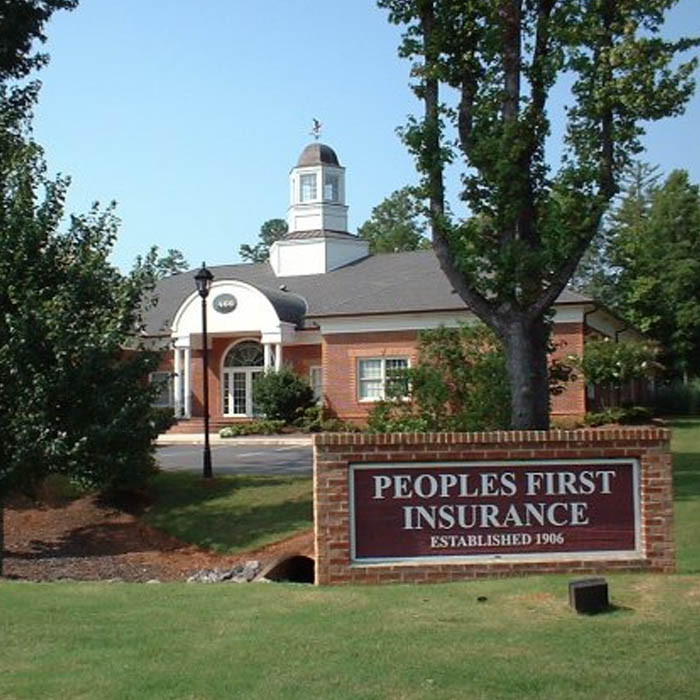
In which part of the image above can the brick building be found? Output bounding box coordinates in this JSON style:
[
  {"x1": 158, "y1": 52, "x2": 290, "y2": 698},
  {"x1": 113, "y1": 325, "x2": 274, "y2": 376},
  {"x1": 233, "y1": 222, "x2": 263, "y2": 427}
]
[{"x1": 144, "y1": 143, "x2": 637, "y2": 429}]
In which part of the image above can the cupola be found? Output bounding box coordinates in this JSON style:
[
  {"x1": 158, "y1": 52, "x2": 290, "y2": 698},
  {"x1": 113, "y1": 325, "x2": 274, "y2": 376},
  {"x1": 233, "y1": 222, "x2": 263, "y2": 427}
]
[
  {"x1": 287, "y1": 143, "x2": 347, "y2": 232},
  {"x1": 269, "y1": 142, "x2": 369, "y2": 277}
]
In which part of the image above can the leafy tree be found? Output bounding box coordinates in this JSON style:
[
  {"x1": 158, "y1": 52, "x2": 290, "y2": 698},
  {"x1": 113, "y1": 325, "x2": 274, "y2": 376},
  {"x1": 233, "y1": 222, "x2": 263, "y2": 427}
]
[
  {"x1": 0, "y1": 0, "x2": 171, "y2": 575},
  {"x1": 379, "y1": 0, "x2": 698, "y2": 428},
  {"x1": 0, "y1": 0, "x2": 78, "y2": 81},
  {"x1": 572, "y1": 162, "x2": 660, "y2": 305},
  {"x1": 574, "y1": 165, "x2": 700, "y2": 381},
  {"x1": 154, "y1": 247, "x2": 188, "y2": 278},
  {"x1": 612, "y1": 170, "x2": 700, "y2": 381},
  {"x1": 239, "y1": 218, "x2": 288, "y2": 263},
  {"x1": 358, "y1": 187, "x2": 430, "y2": 253}
]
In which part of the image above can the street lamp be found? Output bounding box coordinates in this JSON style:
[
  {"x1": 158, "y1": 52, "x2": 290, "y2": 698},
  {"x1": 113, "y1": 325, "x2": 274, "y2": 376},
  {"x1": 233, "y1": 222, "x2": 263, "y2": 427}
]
[{"x1": 194, "y1": 262, "x2": 214, "y2": 479}]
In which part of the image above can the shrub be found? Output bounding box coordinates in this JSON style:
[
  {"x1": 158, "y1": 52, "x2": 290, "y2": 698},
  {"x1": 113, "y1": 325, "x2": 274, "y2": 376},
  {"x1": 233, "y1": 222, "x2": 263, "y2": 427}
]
[
  {"x1": 567, "y1": 338, "x2": 662, "y2": 410},
  {"x1": 320, "y1": 418, "x2": 361, "y2": 433},
  {"x1": 367, "y1": 324, "x2": 512, "y2": 433},
  {"x1": 251, "y1": 368, "x2": 315, "y2": 423},
  {"x1": 584, "y1": 406, "x2": 653, "y2": 426},
  {"x1": 219, "y1": 419, "x2": 286, "y2": 438},
  {"x1": 294, "y1": 405, "x2": 323, "y2": 433},
  {"x1": 650, "y1": 379, "x2": 700, "y2": 416}
]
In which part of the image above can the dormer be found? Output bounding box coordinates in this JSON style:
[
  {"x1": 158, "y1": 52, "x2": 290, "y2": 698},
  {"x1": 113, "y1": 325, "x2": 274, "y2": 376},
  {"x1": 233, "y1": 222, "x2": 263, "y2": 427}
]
[{"x1": 269, "y1": 143, "x2": 369, "y2": 277}]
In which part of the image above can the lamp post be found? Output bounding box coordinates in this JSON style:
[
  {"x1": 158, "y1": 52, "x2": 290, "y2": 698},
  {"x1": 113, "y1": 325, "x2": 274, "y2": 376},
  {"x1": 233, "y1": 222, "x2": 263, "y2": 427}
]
[{"x1": 194, "y1": 262, "x2": 214, "y2": 479}]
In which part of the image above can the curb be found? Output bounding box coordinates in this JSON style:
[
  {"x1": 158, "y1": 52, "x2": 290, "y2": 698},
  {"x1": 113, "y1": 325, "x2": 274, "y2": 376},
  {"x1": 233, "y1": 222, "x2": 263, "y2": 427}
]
[{"x1": 156, "y1": 434, "x2": 313, "y2": 447}]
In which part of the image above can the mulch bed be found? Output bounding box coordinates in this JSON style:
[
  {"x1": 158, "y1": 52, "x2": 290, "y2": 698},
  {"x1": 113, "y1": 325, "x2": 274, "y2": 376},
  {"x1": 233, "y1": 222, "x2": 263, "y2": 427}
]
[{"x1": 2, "y1": 493, "x2": 313, "y2": 583}]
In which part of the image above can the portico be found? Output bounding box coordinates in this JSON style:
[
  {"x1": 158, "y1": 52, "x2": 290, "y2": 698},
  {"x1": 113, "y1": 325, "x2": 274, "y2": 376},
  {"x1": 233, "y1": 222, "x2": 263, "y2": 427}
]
[{"x1": 169, "y1": 279, "x2": 306, "y2": 419}]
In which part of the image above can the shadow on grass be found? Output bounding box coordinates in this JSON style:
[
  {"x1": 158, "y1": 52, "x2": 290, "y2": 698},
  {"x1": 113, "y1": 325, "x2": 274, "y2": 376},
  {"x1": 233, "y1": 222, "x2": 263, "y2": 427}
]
[
  {"x1": 673, "y1": 453, "x2": 700, "y2": 500},
  {"x1": 144, "y1": 471, "x2": 313, "y2": 553}
]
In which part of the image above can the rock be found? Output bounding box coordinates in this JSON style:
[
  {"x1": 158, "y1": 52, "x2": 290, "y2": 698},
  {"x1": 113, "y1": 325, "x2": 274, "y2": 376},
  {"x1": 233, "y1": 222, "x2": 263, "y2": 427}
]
[
  {"x1": 145, "y1": 579, "x2": 161, "y2": 584},
  {"x1": 186, "y1": 561, "x2": 261, "y2": 584}
]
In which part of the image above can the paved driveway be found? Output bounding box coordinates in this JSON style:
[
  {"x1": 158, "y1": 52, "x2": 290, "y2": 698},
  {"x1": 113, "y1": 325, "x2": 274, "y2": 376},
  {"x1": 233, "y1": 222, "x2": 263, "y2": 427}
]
[{"x1": 156, "y1": 444, "x2": 313, "y2": 476}]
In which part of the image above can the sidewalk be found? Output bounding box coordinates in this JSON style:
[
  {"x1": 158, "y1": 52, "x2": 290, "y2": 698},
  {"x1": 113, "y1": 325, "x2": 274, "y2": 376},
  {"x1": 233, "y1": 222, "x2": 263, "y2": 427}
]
[{"x1": 155, "y1": 432, "x2": 313, "y2": 447}]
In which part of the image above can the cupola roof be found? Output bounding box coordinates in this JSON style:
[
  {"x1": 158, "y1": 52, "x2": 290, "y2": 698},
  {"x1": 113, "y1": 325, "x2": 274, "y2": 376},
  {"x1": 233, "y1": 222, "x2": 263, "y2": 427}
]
[{"x1": 296, "y1": 143, "x2": 340, "y2": 167}]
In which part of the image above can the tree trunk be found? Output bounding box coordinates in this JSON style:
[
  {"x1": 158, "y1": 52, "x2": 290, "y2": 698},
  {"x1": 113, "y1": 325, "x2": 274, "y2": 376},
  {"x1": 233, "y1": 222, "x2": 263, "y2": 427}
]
[{"x1": 500, "y1": 314, "x2": 550, "y2": 429}]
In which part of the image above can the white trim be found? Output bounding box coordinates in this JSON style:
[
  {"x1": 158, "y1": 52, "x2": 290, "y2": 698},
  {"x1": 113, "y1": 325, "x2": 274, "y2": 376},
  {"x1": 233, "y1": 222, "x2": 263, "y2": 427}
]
[
  {"x1": 356, "y1": 356, "x2": 410, "y2": 402},
  {"x1": 317, "y1": 305, "x2": 589, "y2": 335},
  {"x1": 220, "y1": 338, "x2": 264, "y2": 417},
  {"x1": 171, "y1": 280, "x2": 283, "y2": 338},
  {"x1": 173, "y1": 347, "x2": 182, "y2": 417},
  {"x1": 183, "y1": 347, "x2": 191, "y2": 417},
  {"x1": 310, "y1": 365, "x2": 323, "y2": 403},
  {"x1": 348, "y1": 458, "x2": 642, "y2": 565}
]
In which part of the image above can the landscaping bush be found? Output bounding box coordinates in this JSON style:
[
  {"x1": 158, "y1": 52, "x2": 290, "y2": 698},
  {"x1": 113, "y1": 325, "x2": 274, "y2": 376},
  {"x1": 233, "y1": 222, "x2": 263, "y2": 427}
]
[
  {"x1": 651, "y1": 379, "x2": 700, "y2": 416},
  {"x1": 219, "y1": 420, "x2": 286, "y2": 438},
  {"x1": 367, "y1": 324, "x2": 512, "y2": 433},
  {"x1": 251, "y1": 368, "x2": 315, "y2": 423},
  {"x1": 584, "y1": 406, "x2": 654, "y2": 426},
  {"x1": 567, "y1": 338, "x2": 662, "y2": 410}
]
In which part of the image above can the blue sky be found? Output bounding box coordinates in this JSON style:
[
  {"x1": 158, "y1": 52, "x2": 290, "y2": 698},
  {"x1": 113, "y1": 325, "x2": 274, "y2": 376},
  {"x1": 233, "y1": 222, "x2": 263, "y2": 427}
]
[{"x1": 34, "y1": 0, "x2": 700, "y2": 272}]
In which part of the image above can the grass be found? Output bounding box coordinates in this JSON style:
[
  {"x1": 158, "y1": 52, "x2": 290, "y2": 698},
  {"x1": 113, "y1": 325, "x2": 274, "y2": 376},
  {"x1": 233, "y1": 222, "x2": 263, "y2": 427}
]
[
  {"x1": 1, "y1": 417, "x2": 699, "y2": 699},
  {"x1": 143, "y1": 471, "x2": 313, "y2": 553}
]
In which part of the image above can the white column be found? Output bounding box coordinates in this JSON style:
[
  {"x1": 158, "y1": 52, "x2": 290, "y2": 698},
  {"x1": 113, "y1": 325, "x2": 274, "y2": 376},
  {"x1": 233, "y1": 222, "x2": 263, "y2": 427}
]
[
  {"x1": 263, "y1": 343, "x2": 273, "y2": 370},
  {"x1": 184, "y1": 347, "x2": 192, "y2": 418},
  {"x1": 173, "y1": 347, "x2": 182, "y2": 417},
  {"x1": 275, "y1": 343, "x2": 283, "y2": 371}
]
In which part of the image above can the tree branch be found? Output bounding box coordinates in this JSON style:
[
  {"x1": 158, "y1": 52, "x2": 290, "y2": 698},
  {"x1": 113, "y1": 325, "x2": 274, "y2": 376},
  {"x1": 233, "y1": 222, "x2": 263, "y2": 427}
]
[
  {"x1": 419, "y1": 0, "x2": 498, "y2": 327},
  {"x1": 500, "y1": 0, "x2": 521, "y2": 123}
]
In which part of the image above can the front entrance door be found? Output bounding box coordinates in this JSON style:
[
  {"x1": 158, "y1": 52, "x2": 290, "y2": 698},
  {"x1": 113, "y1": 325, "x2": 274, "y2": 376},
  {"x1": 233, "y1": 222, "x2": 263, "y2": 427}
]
[
  {"x1": 222, "y1": 340, "x2": 265, "y2": 418},
  {"x1": 222, "y1": 368, "x2": 262, "y2": 417}
]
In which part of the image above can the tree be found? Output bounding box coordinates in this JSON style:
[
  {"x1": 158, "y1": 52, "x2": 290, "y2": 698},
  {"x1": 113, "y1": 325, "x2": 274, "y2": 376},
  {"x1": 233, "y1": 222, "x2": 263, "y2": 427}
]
[
  {"x1": 154, "y1": 247, "x2": 188, "y2": 278},
  {"x1": 358, "y1": 187, "x2": 430, "y2": 253},
  {"x1": 0, "y1": 0, "x2": 78, "y2": 81},
  {"x1": 239, "y1": 218, "x2": 288, "y2": 263},
  {"x1": 572, "y1": 161, "x2": 660, "y2": 305},
  {"x1": 378, "y1": 0, "x2": 698, "y2": 428},
  {"x1": 0, "y1": 0, "x2": 170, "y2": 575},
  {"x1": 611, "y1": 170, "x2": 700, "y2": 380},
  {"x1": 574, "y1": 164, "x2": 700, "y2": 381}
]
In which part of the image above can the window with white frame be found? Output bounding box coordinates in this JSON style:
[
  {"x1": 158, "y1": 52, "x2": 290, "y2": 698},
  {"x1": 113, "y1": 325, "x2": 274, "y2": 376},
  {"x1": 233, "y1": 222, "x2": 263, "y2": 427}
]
[
  {"x1": 357, "y1": 357, "x2": 409, "y2": 401},
  {"x1": 150, "y1": 371, "x2": 173, "y2": 407},
  {"x1": 323, "y1": 173, "x2": 340, "y2": 202},
  {"x1": 310, "y1": 366, "x2": 323, "y2": 403},
  {"x1": 300, "y1": 173, "x2": 317, "y2": 202}
]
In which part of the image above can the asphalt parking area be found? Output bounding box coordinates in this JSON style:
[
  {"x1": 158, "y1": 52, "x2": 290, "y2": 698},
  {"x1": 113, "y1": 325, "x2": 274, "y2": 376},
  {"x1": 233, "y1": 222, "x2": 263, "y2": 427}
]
[{"x1": 156, "y1": 444, "x2": 313, "y2": 476}]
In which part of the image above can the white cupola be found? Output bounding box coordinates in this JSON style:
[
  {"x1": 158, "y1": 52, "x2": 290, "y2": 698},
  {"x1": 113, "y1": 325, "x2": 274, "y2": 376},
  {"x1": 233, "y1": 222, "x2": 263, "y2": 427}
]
[
  {"x1": 269, "y1": 143, "x2": 369, "y2": 277},
  {"x1": 287, "y1": 142, "x2": 348, "y2": 232}
]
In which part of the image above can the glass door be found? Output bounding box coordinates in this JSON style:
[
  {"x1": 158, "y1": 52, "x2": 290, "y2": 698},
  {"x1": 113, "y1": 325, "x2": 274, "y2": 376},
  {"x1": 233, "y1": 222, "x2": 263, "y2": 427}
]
[{"x1": 223, "y1": 368, "x2": 263, "y2": 417}]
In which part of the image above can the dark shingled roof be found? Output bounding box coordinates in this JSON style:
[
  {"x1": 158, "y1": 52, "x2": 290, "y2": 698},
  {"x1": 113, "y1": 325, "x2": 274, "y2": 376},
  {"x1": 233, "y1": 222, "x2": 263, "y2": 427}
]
[
  {"x1": 142, "y1": 250, "x2": 592, "y2": 336},
  {"x1": 296, "y1": 143, "x2": 340, "y2": 167}
]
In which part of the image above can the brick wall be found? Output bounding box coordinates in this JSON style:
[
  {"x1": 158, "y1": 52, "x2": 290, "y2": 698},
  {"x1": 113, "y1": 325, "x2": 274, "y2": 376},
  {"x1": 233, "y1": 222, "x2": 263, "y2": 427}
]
[
  {"x1": 321, "y1": 331, "x2": 420, "y2": 423},
  {"x1": 169, "y1": 320, "x2": 588, "y2": 423},
  {"x1": 322, "y1": 324, "x2": 587, "y2": 425},
  {"x1": 550, "y1": 322, "x2": 586, "y2": 421},
  {"x1": 313, "y1": 429, "x2": 673, "y2": 585},
  {"x1": 284, "y1": 344, "x2": 322, "y2": 380}
]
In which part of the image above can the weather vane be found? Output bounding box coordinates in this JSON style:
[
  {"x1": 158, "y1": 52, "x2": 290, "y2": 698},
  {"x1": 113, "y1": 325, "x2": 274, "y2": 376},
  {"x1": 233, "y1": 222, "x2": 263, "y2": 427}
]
[{"x1": 310, "y1": 118, "x2": 322, "y2": 141}]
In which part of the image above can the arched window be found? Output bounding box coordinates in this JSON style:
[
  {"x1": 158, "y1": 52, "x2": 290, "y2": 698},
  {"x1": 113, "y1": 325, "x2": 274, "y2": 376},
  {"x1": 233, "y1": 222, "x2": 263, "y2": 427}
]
[{"x1": 223, "y1": 340, "x2": 264, "y2": 368}]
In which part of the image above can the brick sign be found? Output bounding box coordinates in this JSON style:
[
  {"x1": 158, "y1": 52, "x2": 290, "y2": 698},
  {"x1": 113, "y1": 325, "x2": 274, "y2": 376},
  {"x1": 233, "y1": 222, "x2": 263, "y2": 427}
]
[{"x1": 350, "y1": 460, "x2": 640, "y2": 563}]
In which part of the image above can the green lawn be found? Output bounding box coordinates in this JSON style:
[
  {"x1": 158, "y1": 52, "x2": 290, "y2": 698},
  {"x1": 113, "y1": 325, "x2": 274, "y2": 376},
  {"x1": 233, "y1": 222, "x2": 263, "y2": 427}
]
[
  {"x1": 143, "y1": 471, "x2": 313, "y2": 553},
  {"x1": 1, "y1": 418, "x2": 699, "y2": 700}
]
